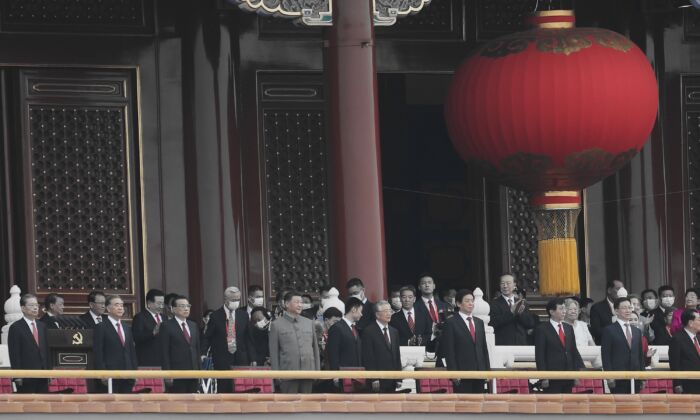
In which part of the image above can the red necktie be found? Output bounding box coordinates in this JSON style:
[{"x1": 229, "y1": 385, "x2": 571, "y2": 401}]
[
  {"x1": 558, "y1": 323, "x2": 566, "y2": 347},
  {"x1": 407, "y1": 312, "x2": 415, "y2": 333},
  {"x1": 182, "y1": 322, "x2": 191, "y2": 344},
  {"x1": 156, "y1": 313, "x2": 161, "y2": 324},
  {"x1": 428, "y1": 299, "x2": 438, "y2": 323},
  {"x1": 351, "y1": 323, "x2": 358, "y2": 338},
  {"x1": 694, "y1": 336, "x2": 700, "y2": 356},
  {"x1": 625, "y1": 323, "x2": 632, "y2": 348},
  {"x1": 115, "y1": 322, "x2": 125, "y2": 346},
  {"x1": 467, "y1": 317, "x2": 476, "y2": 341},
  {"x1": 31, "y1": 321, "x2": 39, "y2": 345},
  {"x1": 383, "y1": 327, "x2": 391, "y2": 346}
]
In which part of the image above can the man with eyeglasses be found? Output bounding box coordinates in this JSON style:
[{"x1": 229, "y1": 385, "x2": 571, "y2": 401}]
[
  {"x1": 94, "y1": 295, "x2": 138, "y2": 393},
  {"x1": 79, "y1": 291, "x2": 106, "y2": 328},
  {"x1": 8, "y1": 293, "x2": 50, "y2": 393},
  {"x1": 161, "y1": 296, "x2": 200, "y2": 393},
  {"x1": 132, "y1": 289, "x2": 166, "y2": 367}
]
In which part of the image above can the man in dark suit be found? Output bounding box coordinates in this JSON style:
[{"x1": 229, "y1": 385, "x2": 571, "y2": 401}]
[
  {"x1": 601, "y1": 297, "x2": 645, "y2": 394},
  {"x1": 79, "y1": 291, "x2": 106, "y2": 328},
  {"x1": 346, "y1": 278, "x2": 375, "y2": 331},
  {"x1": 94, "y1": 294, "x2": 138, "y2": 393},
  {"x1": 204, "y1": 286, "x2": 249, "y2": 392},
  {"x1": 442, "y1": 289, "x2": 490, "y2": 393},
  {"x1": 415, "y1": 275, "x2": 448, "y2": 353},
  {"x1": 327, "y1": 297, "x2": 364, "y2": 371},
  {"x1": 39, "y1": 292, "x2": 64, "y2": 329},
  {"x1": 535, "y1": 298, "x2": 584, "y2": 393},
  {"x1": 390, "y1": 286, "x2": 432, "y2": 346},
  {"x1": 489, "y1": 274, "x2": 537, "y2": 345},
  {"x1": 161, "y1": 296, "x2": 201, "y2": 393},
  {"x1": 8, "y1": 293, "x2": 50, "y2": 393},
  {"x1": 590, "y1": 280, "x2": 625, "y2": 344},
  {"x1": 361, "y1": 300, "x2": 402, "y2": 392},
  {"x1": 669, "y1": 309, "x2": 700, "y2": 394},
  {"x1": 132, "y1": 288, "x2": 165, "y2": 367}
]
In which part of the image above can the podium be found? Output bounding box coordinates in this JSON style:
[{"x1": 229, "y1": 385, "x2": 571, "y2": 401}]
[{"x1": 47, "y1": 329, "x2": 94, "y2": 369}]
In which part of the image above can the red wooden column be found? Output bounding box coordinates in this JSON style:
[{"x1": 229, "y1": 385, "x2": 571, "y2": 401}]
[{"x1": 325, "y1": 0, "x2": 387, "y2": 301}]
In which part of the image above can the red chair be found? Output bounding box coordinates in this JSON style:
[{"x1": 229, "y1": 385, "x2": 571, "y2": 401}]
[
  {"x1": 340, "y1": 367, "x2": 367, "y2": 393},
  {"x1": 495, "y1": 379, "x2": 529, "y2": 394},
  {"x1": 415, "y1": 368, "x2": 453, "y2": 393},
  {"x1": 232, "y1": 366, "x2": 274, "y2": 393},
  {"x1": 572, "y1": 379, "x2": 605, "y2": 394},
  {"x1": 640, "y1": 379, "x2": 674, "y2": 394},
  {"x1": 0, "y1": 378, "x2": 14, "y2": 394},
  {"x1": 132, "y1": 367, "x2": 165, "y2": 393}
]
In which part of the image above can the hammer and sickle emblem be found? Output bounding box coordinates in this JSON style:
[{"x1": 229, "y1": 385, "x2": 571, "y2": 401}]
[{"x1": 72, "y1": 332, "x2": 83, "y2": 345}]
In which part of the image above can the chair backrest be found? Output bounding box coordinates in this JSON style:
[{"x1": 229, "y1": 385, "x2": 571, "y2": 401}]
[
  {"x1": 495, "y1": 379, "x2": 529, "y2": 394},
  {"x1": 572, "y1": 379, "x2": 604, "y2": 394},
  {"x1": 232, "y1": 366, "x2": 274, "y2": 393},
  {"x1": 49, "y1": 378, "x2": 88, "y2": 394},
  {"x1": 0, "y1": 378, "x2": 14, "y2": 394},
  {"x1": 133, "y1": 367, "x2": 165, "y2": 393},
  {"x1": 640, "y1": 379, "x2": 674, "y2": 394},
  {"x1": 415, "y1": 368, "x2": 453, "y2": 394},
  {"x1": 340, "y1": 367, "x2": 366, "y2": 393}
]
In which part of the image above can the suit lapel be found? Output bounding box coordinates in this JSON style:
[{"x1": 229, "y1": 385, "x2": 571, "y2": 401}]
[{"x1": 681, "y1": 332, "x2": 700, "y2": 362}]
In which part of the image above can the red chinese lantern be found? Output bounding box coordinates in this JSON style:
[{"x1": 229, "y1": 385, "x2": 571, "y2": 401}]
[{"x1": 444, "y1": 10, "x2": 658, "y2": 295}]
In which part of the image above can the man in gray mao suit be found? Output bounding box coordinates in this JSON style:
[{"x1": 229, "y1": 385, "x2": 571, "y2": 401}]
[{"x1": 269, "y1": 291, "x2": 320, "y2": 393}]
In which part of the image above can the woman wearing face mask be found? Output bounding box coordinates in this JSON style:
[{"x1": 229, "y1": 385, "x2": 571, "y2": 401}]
[
  {"x1": 628, "y1": 294, "x2": 655, "y2": 343},
  {"x1": 640, "y1": 288, "x2": 666, "y2": 344},
  {"x1": 246, "y1": 307, "x2": 271, "y2": 366},
  {"x1": 671, "y1": 288, "x2": 700, "y2": 334}
]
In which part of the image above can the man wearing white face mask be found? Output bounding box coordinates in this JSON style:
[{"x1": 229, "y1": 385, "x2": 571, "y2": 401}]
[
  {"x1": 346, "y1": 277, "x2": 375, "y2": 331},
  {"x1": 590, "y1": 279, "x2": 625, "y2": 345},
  {"x1": 205, "y1": 286, "x2": 249, "y2": 393},
  {"x1": 246, "y1": 285, "x2": 265, "y2": 317}
]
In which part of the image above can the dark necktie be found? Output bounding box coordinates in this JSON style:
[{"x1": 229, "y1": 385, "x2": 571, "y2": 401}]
[
  {"x1": 182, "y1": 321, "x2": 191, "y2": 344},
  {"x1": 467, "y1": 316, "x2": 476, "y2": 341},
  {"x1": 351, "y1": 323, "x2": 358, "y2": 339},
  {"x1": 383, "y1": 326, "x2": 390, "y2": 346},
  {"x1": 407, "y1": 312, "x2": 415, "y2": 333},
  {"x1": 115, "y1": 321, "x2": 125, "y2": 346},
  {"x1": 558, "y1": 323, "x2": 566, "y2": 347}
]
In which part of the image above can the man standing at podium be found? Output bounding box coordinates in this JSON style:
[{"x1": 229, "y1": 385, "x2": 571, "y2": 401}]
[
  {"x1": 94, "y1": 295, "x2": 138, "y2": 393},
  {"x1": 8, "y1": 293, "x2": 50, "y2": 393}
]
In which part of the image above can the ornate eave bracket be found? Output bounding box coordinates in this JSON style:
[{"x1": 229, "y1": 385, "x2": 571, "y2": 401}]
[{"x1": 227, "y1": 0, "x2": 432, "y2": 27}]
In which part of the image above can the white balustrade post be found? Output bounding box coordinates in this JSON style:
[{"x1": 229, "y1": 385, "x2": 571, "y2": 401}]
[{"x1": 2, "y1": 285, "x2": 22, "y2": 345}]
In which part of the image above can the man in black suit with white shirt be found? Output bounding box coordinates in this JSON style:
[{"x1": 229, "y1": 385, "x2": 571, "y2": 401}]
[
  {"x1": 79, "y1": 291, "x2": 106, "y2": 328},
  {"x1": 361, "y1": 300, "x2": 402, "y2": 392},
  {"x1": 535, "y1": 298, "x2": 584, "y2": 393},
  {"x1": 132, "y1": 289, "x2": 165, "y2": 367},
  {"x1": 161, "y1": 296, "x2": 201, "y2": 393},
  {"x1": 327, "y1": 297, "x2": 364, "y2": 371},
  {"x1": 601, "y1": 297, "x2": 645, "y2": 394},
  {"x1": 346, "y1": 278, "x2": 375, "y2": 332},
  {"x1": 390, "y1": 286, "x2": 432, "y2": 346},
  {"x1": 669, "y1": 309, "x2": 700, "y2": 394},
  {"x1": 442, "y1": 289, "x2": 490, "y2": 393},
  {"x1": 8, "y1": 294, "x2": 50, "y2": 393},
  {"x1": 93, "y1": 295, "x2": 138, "y2": 393},
  {"x1": 489, "y1": 274, "x2": 537, "y2": 345},
  {"x1": 590, "y1": 280, "x2": 625, "y2": 344}
]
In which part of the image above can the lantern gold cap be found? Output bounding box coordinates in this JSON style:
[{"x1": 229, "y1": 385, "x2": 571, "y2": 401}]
[{"x1": 530, "y1": 10, "x2": 575, "y2": 29}]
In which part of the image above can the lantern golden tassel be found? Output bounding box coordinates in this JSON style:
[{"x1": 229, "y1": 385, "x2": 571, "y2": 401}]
[{"x1": 531, "y1": 192, "x2": 581, "y2": 296}]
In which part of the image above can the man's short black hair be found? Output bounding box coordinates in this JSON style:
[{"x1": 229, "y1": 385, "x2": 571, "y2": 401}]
[
  {"x1": 301, "y1": 293, "x2": 313, "y2": 302},
  {"x1": 681, "y1": 309, "x2": 700, "y2": 328},
  {"x1": 606, "y1": 279, "x2": 623, "y2": 290},
  {"x1": 399, "y1": 285, "x2": 416, "y2": 296},
  {"x1": 455, "y1": 289, "x2": 473, "y2": 304},
  {"x1": 105, "y1": 294, "x2": 122, "y2": 306},
  {"x1": 323, "y1": 307, "x2": 343, "y2": 320},
  {"x1": 20, "y1": 293, "x2": 37, "y2": 307},
  {"x1": 613, "y1": 297, "x2": 631, "y2": 309},
  {"x1": 250, "y1": 306, "x2": 270, "y2": 320},
  {"x1": 88, "y1": 290, "x2": 105, "y2": 304},
  {"x1": 319, "y1": 285, "x2": 332, "y2": 294},
  {"x1": 44, "y1": 293, "x2": 62, "y2": 310},
  {"x1": 345, "y1": 297, "x2": 364, "y2": 314},
  {"x1": 546, "y1": 298, "x2": 566, "y2": 315},
  {"x1": 640, "y1": 288, "x2": 658, "y2": 299},
  {"x1": 284, "y1": 291, "x2": 301, "y2": 303},
  {"x1": 146, "y1": 289, "x2": 164, "y2": 303},
  {"x1": 346, "y1": 278, "x2": 364, "y2": 290},
  {"x1": 171, "y1": 295, "x2": 189, "y2": 307},
  {"x1": 658, "y1": 285, "x2": 674, "y2": 295},
  {"x1": 685, "y1": 287, "x2": 699, "y2": 298},
  {"x1": 249, "y1": 285, "x2": 264, "y2": 295}
]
